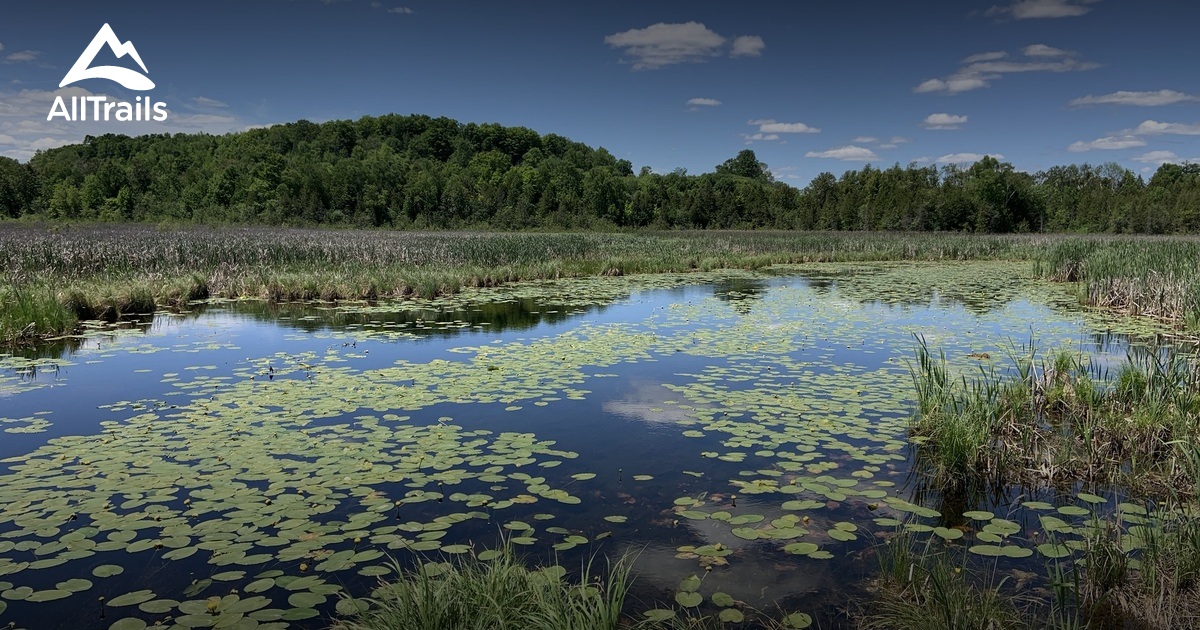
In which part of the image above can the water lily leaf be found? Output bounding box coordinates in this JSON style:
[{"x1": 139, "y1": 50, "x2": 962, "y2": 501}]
[
  {"x1": 108, "y1": 619, "x2": 148, "y2": 630},
  {"x1": 57, "y1": 578, "x2": 92, "y2": 593},
  {"x1": 336, "y1": 597, "x2": 369, "y2": 616},
  {"x1": 93, "y1": 565, "x2": 125, "y2": 578},
  {"x1": 720, "y1": 608, "x2": 745, "y2": 623},
  {"x1": 244, "y1": 579, "x2": 275, "y2": 594},
  {"x1": 138, "y1": 599, "x2": 180, "y2": 614},
  {"x1": 26, "y1": 589, "x2": 72, "y2": 602},
  {"x1": 933, "y1": 527, "x2": 963, "y2": 540},
  {"x1": 643, "y1": 609, "x2": 676, "y2": 622},
  {"x1": 678, "y1": 575, "x2": 702, "y2": 593},
  {"x1": 784, "y1": 612, "x2": 814, "y2": 628},
  {"x1": 962, "y1": 510, "x2": 994, "y2": 521},
  {"x1": 287, "y1": 592, "x2": 325, "y2": 608},
  {"x1": 732, "y1": 527, "x2": 760, "y2": 540},
  {"x1": 675, "y1": 591, "x2": 703, "y2": 608},
  {"x1": 712, "y1": 592, "x2": 735, "y2": 607},
  {"x1": 108, "y1": 590, "x2": 156, "y2": 607}
]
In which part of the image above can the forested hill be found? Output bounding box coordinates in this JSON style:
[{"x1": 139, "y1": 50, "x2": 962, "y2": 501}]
[{"x1": 0, "y1": 113, "x2": 1197, "y2": 232}]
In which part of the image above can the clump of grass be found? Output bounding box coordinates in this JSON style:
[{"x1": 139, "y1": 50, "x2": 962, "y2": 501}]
[
  {"x1": 1039, "y1": 238, "x2": 1200, "y2": 331},
  {"x1": 909, "y1": 337, "x2": 1200, "y2": 495},
  {"x1": 0, "y1": 285, "x2": 76, "y2": 342},
  {"x1": 333, "y1": 546, "x2": 631, "y2": 630},
  {"x1": 862, "y1": 533, "x2": 1027, "y2": 630}
]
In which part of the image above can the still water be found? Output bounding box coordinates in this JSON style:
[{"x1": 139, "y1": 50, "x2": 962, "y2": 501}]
[{"x1": 0, "y1": 262, "x2": 1160, "y2": 629}]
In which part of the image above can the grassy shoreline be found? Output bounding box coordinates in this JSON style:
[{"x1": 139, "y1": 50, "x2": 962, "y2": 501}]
[{"x1": 2, "y1": 224, "x2": 1198, "y2": 343}]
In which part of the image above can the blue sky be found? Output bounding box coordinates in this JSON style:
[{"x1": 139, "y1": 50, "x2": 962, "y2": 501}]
[{"x1": 1, "y1": 0, "x2": 1198, "y2": 183}]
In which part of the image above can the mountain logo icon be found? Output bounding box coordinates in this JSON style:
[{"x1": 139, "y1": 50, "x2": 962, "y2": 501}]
[{"x1": 59, "y1": 23, "x2": 155, "y2": 91}]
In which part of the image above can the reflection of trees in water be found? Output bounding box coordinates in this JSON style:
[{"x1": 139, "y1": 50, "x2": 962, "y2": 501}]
[
  {"x1": 218, "y1": 297, "x2": 612, "y2": 338},
  {"x1": 711, "y1": 277, "x2": 767, "y2": 315},
  {"x1": 791, "y1": 267, "x2": 1019, "y2": 315}
]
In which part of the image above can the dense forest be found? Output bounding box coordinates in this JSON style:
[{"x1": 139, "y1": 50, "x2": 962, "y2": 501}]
[{"x1": 0, "y1": 114, "x2": 1197, "y2": 232}]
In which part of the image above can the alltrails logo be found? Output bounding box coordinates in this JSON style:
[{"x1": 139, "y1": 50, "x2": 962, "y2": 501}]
[{"x1": 47, "y1": 24, "x2": 168, "y2": 122}]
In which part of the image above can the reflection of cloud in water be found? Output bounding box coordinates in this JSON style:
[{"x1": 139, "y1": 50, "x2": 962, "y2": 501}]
[
  {"x1": 617, "y1": 496, "x2": 850, "y2": 609},
  {"x1": 603, "y1": 381, "x2": 698, "y2": 425}
]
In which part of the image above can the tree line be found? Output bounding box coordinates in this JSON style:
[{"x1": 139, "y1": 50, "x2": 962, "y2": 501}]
[{"x1": 0, "y1": 113, "x2": 1197, "y2": 232}]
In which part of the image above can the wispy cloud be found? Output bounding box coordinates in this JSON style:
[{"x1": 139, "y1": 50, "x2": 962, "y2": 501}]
[
  {"x1": 1067, "y1": 135, "x2": 1146, "y2": 152},
  {"x1": 852, "y1": 136, "x2": 878, "y2": 143},
  {"x1": 1133, "y1": 150, "x2": 1199, "y2": 166},
  {"x1": 193, "y1": 96, "x2": 228, "y2": 108},
  {"x1": 748, "y1": 119, "x2": 820, "y2": 134},
  {"x1": 1130, "y1": 120, "x2": 1200, "y2": 135},
  {"x1": 805, "y1": 145, "x2": 879, "y2": 161},
  {"x1": 730, "y1": 36, "x2": 765, "y2": 58},
  {"x1": 936, "y1": 152, "x2": 1004, "y2": 164},
  {"x1": 1070, "y1": 90, "x2": 1200, "y2": 107},
  {"x1": 743, "y1": 133, "x2": 780, "y2": 143},
  {"x1": 686, "y1": 97, "x2": 721, "y2": 107},
  {"x1": 1022, "y1": 44, "x2": 1070, "y2": 57},
  {"x1": 605, "y1": 22, "x2": 765, "y2": 70},
  {"x1": 915, "y1": 44, "x2": 1099, "y2": 94},
  {"x1": 386, "y1": 6, "x2": 414, "y2": 14},
  {"x1": 922, "y1": 113, "x2": 968, "y2": 130},
  {"x1": 986, "y1": 0, "x2": 1101, "y2": 20},
  {"x1": 4, "y1": 50, "x2": 40, "y2": 63},
  {"x1": 962, "y1": 51, "x2": 1008, "y2": 63}
]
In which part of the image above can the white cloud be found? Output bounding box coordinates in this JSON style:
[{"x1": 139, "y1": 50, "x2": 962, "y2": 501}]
[
  {"x1": 0, "y1": 43, "x2": 5, "y2": 52},
  {"x1": 922, "y1": 113, "x2": 968, "y2": 129},
  {"x1": 605, "y1": 22, "x2": 726, "y2": 70},
  {"x1": 1132, "y1": 120, "x2": 1200, "y2": 135},
  {"x1": 1132, "y1": 150, "x2": 1199, "y2": 166},
  {"x1": 0, "y1": 87, "x2": 252, "y2": 161},
  {"x1": 605, "y1": 22, "x2": 764, "y2": 70},
  {"x1": 805, "y1": 145, "x2": 879, "y2": 161},
  {"x1": 915, "y1": 47, "x2": 1099, "y2": 93},
  {"x1": 730, "y1": 36, "x2": 765, "y2": 58},
  {"x1": 387, "y1": 6, "x2": 414, "y2": 13},
  {"x1": 687, "y1": 97, "x2": 721, "y2": 107},
  {"x1": 913, "y1": 76, "x2": 990, "y2": 94},
  {"x1": 936, "y1": 152, "x2": 1004, "y2": 164},
  {"x1": 879, "y1": 144, "x2": 899, "y2": 149},
  {"x1": 743, "y1": 133, "x2": 780, "y2": 142},
  {"x1": 962, "y1": 51, "x2": 1008, "y2": 63},
  {"x1": 1066, "y1": 135, "x2": 1146, "y2": 152},
  {"x1": 749, "y1": 119, "x2": 820, "y2": 134},
  {"x1": 1070, "y1": 90, "x2": 1200, "y2": 107},
  {"x1": 890, "y1": 136, "x2": 911, "y2": 144},
  {"x1": 4, "y1": 50, "x2": 40, "y2": 63},
  {"x1": 1023, "y1": 43, "x2": 1070, "y2": 57},
  {"x1": 852, "y1": 136, "x2": 878, "y2": 143},
  {"x1": 193, "y1": 96, "x2": 228, "y2": 108},
  {"x1": 986, "y1": 0, "x2": 1101, "y2": 19}
]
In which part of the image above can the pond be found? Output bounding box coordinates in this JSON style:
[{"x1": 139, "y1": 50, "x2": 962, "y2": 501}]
[{"x1": 0, "y1": 261, "x2": 1171, "y2": 629}]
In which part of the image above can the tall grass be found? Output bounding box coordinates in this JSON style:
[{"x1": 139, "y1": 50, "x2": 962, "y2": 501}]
[
  {"x1": 0, "y1": 225, "x2": 1060, "y2": 342},
  {"x1": 1038, "y1": 237, "x2": 1200, "y2": 330},
  {"x1": 909, "y1": 338, "x2": 1200, "y2": 494},
  {"x1": 334, "y1": 546, "x2": 632, "y2": 630},
  {"x1": 862, "y1": 533, "x2": 1027, "y2": 630}
]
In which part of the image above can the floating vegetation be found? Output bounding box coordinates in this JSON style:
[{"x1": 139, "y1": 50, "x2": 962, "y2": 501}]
[{"x1": 0, "y1": 258, "x2": 1191, "y2": 628}]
